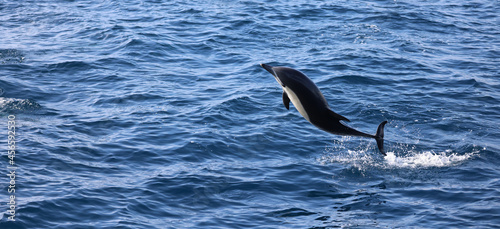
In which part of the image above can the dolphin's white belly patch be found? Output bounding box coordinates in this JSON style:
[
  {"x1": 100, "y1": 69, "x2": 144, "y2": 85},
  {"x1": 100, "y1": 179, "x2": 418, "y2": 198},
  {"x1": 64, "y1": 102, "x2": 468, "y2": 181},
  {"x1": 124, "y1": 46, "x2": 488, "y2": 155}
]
[{"x1": 283, "y1": 87, "x2": 310, "y2": 122}]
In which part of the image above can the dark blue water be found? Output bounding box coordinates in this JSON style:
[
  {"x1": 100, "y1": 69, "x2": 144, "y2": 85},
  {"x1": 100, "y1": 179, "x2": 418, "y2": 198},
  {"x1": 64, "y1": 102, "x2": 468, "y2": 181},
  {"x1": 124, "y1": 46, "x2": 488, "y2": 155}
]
[{"x1": 1, "y1": 1, "x2": 499, "y2": 228}]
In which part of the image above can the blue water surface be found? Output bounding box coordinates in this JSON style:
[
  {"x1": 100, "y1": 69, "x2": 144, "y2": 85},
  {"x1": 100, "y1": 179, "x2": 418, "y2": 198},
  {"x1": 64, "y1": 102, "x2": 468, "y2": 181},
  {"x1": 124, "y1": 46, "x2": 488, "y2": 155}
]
[{"x1": 1, "y1": 0, "x2": 499, "y2": 228}]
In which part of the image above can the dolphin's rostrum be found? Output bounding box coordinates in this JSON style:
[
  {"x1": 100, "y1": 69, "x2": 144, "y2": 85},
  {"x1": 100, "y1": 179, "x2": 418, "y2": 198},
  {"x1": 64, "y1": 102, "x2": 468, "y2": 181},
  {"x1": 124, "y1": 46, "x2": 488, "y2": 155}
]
[{"x1": 261, "y1": 63, "x2": 388, "y2": 156}]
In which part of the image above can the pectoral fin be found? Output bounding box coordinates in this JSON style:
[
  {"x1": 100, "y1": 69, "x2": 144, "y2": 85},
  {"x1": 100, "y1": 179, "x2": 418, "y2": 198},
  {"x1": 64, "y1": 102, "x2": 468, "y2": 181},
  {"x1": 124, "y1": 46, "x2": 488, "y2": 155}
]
[{"x1": 282, "y1": 91, "x2": 290, "y2": 110}]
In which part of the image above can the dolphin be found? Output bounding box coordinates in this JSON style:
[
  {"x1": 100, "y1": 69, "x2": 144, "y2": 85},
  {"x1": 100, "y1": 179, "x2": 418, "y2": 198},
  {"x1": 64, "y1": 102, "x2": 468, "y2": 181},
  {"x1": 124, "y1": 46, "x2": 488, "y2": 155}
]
[{"x1": 261, "y1": 63, "x2": 388, "y2": 156}]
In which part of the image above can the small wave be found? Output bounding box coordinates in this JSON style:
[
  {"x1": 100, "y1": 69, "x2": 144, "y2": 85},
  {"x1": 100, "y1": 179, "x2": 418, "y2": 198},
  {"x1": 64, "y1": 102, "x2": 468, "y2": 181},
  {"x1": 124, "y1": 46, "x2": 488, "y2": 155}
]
[
  {"x1": 385, "y1": 150, "x2": 474, "y2": 168},
  {"x1": 0, "y1": 49, "x2": 25, "y2": 64},
  {"x1": 0, "y1": 97, "x2": 41, "y2": 113},
  {"x1": 43, "y1": 61, "x2": 93, "y2": 74}
]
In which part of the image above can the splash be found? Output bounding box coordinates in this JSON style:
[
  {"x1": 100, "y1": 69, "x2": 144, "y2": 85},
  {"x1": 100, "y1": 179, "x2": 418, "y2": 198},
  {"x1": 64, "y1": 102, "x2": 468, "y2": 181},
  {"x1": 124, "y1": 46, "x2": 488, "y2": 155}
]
[
  {"x1": 318, "y1": 147, "x2": 379, "y2": 170},
  {"x1": 384, "y1": 150, "x2": 474, "y2": 168},
  {"x1": 319, "y1": 144, "x2": 477, "y2": 170}
]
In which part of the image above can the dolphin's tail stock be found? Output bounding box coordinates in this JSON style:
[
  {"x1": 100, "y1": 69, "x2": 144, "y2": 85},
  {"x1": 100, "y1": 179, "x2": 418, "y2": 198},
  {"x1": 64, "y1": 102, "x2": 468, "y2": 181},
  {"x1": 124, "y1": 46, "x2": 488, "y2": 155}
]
[{"x1": 374, "y1": 121, "x2": 388, "y2": 156}]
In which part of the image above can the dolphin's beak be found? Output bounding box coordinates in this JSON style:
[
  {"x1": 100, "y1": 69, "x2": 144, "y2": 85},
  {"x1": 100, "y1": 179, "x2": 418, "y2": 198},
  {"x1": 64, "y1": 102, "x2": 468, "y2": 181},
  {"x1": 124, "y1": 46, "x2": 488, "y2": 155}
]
[
  {"x1": 261, "y1": 63, "x2": 285, "y2": 87},
  {"x1": 260, "y1": 63, "x2": 275, "y2": 76}
]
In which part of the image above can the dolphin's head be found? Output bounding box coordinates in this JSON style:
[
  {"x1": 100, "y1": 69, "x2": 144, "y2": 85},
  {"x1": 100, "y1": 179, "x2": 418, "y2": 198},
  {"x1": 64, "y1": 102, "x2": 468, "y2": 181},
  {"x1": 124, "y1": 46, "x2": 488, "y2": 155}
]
[{"x1": 260, "y1": 63, "x2": 285, "y2": 87}]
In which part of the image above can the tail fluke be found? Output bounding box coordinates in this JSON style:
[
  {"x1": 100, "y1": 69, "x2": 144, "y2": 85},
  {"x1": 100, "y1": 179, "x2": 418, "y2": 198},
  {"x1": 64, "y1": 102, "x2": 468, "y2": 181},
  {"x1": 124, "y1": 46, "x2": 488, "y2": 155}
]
[{"x1": 375, "y1": 121, "x2": 388, "y2": 156}]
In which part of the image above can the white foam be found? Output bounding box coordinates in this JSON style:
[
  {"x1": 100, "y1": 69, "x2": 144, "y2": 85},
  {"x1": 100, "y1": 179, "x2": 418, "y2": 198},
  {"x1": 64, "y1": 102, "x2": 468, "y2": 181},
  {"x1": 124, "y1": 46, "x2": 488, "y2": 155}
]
[
  {"x1": 0, "y1": 97, "x2": 40, "y2": 111},
  {"x1": 384, "y1": 150, "x2": 474, "y2": 168},
  {"x1": 0, "y1": 97, "x2": 21, "y2": 108}
]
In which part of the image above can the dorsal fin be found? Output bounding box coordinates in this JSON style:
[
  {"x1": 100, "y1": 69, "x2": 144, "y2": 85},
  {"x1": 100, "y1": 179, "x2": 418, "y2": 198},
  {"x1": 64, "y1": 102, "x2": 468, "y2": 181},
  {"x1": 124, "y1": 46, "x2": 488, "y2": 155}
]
[
  {"x1": 282, "y1": 91, "x2": 290, "y2": 110},
  {"x1": 327, "y1": 109, "x2": 350, "y2": 122}
]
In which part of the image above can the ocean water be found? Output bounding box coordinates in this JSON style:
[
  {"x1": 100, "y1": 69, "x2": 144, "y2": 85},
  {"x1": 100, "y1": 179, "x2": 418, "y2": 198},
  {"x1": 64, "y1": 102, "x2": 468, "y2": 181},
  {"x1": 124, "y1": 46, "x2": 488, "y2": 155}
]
[{"x1": 1, "y1": 0, "x2": 499, "y2": 228}]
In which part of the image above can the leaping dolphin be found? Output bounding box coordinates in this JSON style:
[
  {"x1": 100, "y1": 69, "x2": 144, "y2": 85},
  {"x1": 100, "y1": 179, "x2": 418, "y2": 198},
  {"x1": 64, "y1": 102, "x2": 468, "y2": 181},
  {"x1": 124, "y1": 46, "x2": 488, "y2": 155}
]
[{"x1": 261, "y1": 63, "x2": 388, "y2": 156}]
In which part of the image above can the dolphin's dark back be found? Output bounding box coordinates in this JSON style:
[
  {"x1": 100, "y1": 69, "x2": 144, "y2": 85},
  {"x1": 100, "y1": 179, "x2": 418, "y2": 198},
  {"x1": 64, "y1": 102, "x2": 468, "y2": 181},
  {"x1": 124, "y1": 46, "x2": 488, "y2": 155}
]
[
  {"x1": 273, "y1": 67, "x2": 349, "y2": 132},
  {"x1": 273, "y1": 67, "x2": 329, "y2": 115}
]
